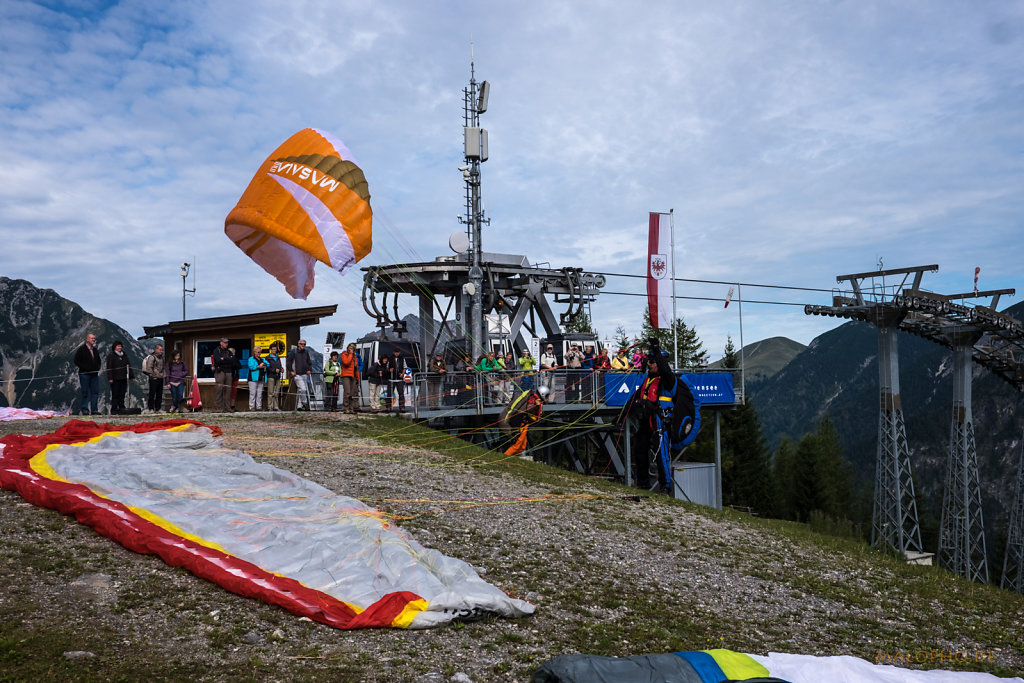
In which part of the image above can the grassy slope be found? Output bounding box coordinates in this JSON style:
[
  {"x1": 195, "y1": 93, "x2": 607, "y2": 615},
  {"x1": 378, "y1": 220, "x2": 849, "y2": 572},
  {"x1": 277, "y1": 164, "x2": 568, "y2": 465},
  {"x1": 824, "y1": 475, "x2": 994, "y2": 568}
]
[{"x1": 0, "y1": 415, "x2": 1021, "y2": 681}]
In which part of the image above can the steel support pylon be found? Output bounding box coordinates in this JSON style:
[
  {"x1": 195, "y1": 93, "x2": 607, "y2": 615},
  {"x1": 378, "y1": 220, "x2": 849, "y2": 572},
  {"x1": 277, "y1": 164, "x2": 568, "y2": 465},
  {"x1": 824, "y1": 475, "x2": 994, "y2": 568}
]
[
  {"x1": 938, "y1": 342, "x2": 989, "y2": 582},
  {"x1": 1002, "y1": 441, "x2": 1024, "y2": 593},
  {"x1": 872, "y1": 326, "x2": 923, "y2": 554}
]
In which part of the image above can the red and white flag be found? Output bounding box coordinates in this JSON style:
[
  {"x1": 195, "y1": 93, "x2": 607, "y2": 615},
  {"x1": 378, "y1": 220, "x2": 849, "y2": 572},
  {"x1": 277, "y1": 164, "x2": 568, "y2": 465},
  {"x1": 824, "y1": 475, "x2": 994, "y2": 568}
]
[
  {"x1": 647, "y1": 212, "x2": 673, "y2": 328},
  {"x1": 974, "y1": 266, "x2": 980, "y2": 295},
  {"x1": 724, "y1": 286, "x2": 735, "y2": 308}
]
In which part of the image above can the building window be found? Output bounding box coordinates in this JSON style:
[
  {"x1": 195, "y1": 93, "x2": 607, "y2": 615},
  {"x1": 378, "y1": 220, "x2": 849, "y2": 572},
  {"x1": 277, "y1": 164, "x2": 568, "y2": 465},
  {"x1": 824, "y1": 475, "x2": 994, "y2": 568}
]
[{"x1": 195, "y1": 338, "x2": 251, "y2": 381}]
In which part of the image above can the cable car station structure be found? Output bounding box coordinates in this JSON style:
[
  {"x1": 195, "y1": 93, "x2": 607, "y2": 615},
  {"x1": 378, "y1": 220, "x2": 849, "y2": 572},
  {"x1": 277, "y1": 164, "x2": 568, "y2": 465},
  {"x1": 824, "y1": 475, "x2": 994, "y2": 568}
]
[
  {"x1": 357, "y1": 63, "x2": 741, "y2": 499},
  {"x1": 805, "y1": 264, "x2": 1024, "y2": 589}
]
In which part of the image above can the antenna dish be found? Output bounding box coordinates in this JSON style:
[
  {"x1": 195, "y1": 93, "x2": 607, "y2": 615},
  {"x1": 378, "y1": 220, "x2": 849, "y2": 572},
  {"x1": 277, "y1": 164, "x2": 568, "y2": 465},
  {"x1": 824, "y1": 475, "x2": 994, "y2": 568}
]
[{"x1": 449, "y1": 231, "x2": 470, "y2": 254}]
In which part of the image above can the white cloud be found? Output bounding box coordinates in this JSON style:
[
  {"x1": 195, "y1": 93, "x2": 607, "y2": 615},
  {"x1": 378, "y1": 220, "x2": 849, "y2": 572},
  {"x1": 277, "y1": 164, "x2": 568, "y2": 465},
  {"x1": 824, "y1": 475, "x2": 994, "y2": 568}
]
[{"x1": 0, "y1": 0, "x2": 1022, "y2": 358}]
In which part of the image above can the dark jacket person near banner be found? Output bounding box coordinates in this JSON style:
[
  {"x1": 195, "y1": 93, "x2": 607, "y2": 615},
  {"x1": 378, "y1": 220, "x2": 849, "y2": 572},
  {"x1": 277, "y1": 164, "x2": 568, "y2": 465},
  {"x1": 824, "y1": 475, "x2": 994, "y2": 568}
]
[{"x1": 625, "y1": 338, "x2": 677, "y2": 493}]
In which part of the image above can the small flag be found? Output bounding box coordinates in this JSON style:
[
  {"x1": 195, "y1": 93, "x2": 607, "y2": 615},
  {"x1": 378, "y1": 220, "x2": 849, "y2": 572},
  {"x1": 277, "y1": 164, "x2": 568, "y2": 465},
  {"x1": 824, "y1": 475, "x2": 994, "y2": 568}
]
[
  {"x1": 647, "y1": 212, "x2": 673, "y2": 328},
  {"x1": 974, "y1": 266, "x2": 980, "y2": 296},
  {"x1": 724, "y1": 286, "x2": 735, "y2": 308}
]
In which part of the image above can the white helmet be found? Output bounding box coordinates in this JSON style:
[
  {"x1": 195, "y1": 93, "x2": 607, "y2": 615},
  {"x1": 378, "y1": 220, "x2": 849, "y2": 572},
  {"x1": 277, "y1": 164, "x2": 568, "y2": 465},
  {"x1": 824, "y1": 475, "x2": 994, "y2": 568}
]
[{"x1": 537, "y1": 385, "x2": 551, "y2": 399}]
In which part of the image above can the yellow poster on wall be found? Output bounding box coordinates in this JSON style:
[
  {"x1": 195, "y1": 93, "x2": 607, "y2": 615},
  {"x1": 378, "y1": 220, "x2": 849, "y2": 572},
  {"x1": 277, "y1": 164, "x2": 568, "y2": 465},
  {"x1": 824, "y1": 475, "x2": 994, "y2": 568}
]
[{"x1": 254, "y1": 333, "x2": 289, "y2": 385}]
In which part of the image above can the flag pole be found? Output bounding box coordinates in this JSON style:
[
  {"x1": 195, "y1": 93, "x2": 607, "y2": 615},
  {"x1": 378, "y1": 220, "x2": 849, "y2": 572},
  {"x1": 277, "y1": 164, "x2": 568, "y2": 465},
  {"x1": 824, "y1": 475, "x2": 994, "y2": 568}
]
[{"x1": 670, "y1": 209, "x2": 677, "y2": 368}]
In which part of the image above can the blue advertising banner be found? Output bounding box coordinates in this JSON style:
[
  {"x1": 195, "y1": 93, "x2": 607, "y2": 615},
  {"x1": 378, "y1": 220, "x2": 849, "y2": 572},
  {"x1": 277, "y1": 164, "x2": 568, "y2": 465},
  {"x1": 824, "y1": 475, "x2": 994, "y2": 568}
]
[{"x1": 603, "y1": 372, "x2": 735, "y2": 406}]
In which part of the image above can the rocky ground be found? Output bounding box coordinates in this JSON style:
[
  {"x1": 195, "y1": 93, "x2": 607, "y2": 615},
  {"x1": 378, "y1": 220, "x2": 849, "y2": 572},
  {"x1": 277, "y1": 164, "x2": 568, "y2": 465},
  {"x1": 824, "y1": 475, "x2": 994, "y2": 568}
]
[{"x1": 1, "y1": 413, "x2": 1022, "y2": 682}]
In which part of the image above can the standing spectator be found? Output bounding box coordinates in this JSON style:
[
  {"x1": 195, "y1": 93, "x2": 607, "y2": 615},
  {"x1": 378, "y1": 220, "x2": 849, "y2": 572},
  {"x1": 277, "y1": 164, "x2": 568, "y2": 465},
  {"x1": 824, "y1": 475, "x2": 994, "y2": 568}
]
[
  {"x1": 564, "y1": 344, "x2": 585, "y2": 402},
  {"x1": 427, "y1": 353, "x2": 447, "y2": 408},
  {"x1": 594, "y1": 348, "x2": 612, "y2": 371},
  {"x1": 323, "y1": 351, "x2": 341, "y2": 411},
  {"x1": 631, "y1": 346, "x2": 648, "y2": 370},
  {"x1": 247, "y1": 345, "x2": 267, "y2": 411},
  {"x1": 366, "y1": 355, "x2": 389, "y2": 412},
  {"x1": 165, "y1": 350, "x2": 189, "y2": 413},
  {"x1": 142, "y1": 344, "x2": 165, "y2": 412},
  {"x1": 340, "y1": 343, "x2": 361, "y2": 413},
  {"x1": 228, "y1": 348, "x2": 242, "y2": 409},
  {"x1": 501, "y1": 350, "x2": 516, "y2": 400},
  {"x1": 105, "y1": 340, "x2": 134, "y2": 415},
  {"x1": 73, "y1": 333, "x2": 102, "y2": 415},
  {"x1": 211, "y1": 338, "x2": 234, "y2": 412},
  {"x1": 429, "y1": 353, "x2": 448, "y2": 375},
  {"x1": 390, "y1": 348, "x2": 409, "y2": 412},
  {"x1": 582, "y1": 345, "x2": 596, "y2": 370},
  {"x1": 288, "y1": 340, "x2": 313, "y2": 410},
  {"x1": 264, "y1": 342, "x2": 284, "y2": 411},
  {"x1": 539, "y1": 343, "x2": 558, "y2": 393},
  {"x1": 476, "y1": 351, "x2": 500, "y2": 403},
  {"x1": 611, "y1": 348, "x2": 631, "y2": 371},
  {"x1": 518, "y1": 348, "x2": 536, "y2": 390}
]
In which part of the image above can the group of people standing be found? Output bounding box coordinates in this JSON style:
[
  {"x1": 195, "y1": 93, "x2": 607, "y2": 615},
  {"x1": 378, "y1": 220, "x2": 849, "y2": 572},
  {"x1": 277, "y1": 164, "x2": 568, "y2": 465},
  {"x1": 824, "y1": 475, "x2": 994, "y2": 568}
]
[
  {"x1": 73, "y1": 335, "x2": 190, "y2": 415},
  {"x1": 323, "y1": 343, "x2": 362, "y2": 413},
  {"x1": 364, "y1": 348, "x2": 410, "y2": 413}
]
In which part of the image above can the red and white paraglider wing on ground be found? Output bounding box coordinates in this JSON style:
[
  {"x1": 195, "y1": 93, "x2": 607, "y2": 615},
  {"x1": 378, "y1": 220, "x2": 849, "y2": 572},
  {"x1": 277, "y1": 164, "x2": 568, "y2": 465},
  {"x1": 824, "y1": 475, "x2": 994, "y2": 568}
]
[{"x1": 0, "y1": 420, "x2": 533, "y2": 629}]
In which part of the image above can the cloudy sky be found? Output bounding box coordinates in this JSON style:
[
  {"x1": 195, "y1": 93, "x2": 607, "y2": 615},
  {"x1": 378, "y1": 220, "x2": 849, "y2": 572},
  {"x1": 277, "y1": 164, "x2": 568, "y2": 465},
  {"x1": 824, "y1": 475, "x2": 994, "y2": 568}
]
[{"x1": 2, "y1": 0, "x2": 1022, "y2": 359}]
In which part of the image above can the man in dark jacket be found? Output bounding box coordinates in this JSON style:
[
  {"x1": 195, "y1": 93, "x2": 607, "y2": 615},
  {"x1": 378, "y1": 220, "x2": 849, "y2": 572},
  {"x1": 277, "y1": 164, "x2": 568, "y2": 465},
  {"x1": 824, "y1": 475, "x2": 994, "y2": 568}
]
[
  {"x1": 366, "y1": 355, "x2": 389, "y2": 412},
  {"x1": 105, "y1": 340, "x2": 135, "y2": 415},
  {"x1": 211, "y1": 338, "x2": 234, "y2": 412},
  {"x1": 288, "y1": 340, "x2": 313, "y2": 410},
  {"x1": 73, "y1": 333, "x2": 102, "y2": 415},
  {"x1": 389, "y1": 348, "x2": 408, "y2": 412}
]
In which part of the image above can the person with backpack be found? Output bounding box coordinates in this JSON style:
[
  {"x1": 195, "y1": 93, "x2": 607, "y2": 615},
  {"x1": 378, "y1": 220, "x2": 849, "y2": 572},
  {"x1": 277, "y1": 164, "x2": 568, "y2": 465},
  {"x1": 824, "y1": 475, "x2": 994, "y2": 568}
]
[
  {"x1": 142, "y1": 344, "x2": 165, "y2": 412},
  {"x1": 500, "y1": 385, "x2": 549, "y2": 456},
  {"x1": 622, "y1": 337, "x2": 699, "y2": 494}
]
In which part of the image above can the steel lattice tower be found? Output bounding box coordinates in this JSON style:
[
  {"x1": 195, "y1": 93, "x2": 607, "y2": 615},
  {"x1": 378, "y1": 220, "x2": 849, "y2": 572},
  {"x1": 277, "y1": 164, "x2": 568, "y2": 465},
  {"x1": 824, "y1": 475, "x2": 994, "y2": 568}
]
[
  {"x1": 807, "y1": 264, "x2": 1024, "y2": 572},
  {"x1": 937, "y1": 339, "x2": 988, "y2": 582},
  {"x1": 873, "y1": 324, "x2": 923, "y2": 554},
  {"x1": 1002, "y1": 440, "x2": 1024, "y2": 593}
]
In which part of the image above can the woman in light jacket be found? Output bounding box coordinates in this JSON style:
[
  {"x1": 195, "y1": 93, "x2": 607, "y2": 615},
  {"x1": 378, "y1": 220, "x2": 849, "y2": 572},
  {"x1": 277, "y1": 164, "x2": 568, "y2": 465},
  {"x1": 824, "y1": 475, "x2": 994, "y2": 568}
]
[{"x1": 247, "y1": 346, "x2": 267, "y2": 411}]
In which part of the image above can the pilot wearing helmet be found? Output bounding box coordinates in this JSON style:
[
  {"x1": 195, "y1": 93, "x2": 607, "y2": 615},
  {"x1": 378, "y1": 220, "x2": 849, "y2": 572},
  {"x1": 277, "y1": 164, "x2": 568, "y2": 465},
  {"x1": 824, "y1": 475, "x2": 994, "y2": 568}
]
[{"x1": 501, "y1": 384, "x2": 549, "y2": 456}]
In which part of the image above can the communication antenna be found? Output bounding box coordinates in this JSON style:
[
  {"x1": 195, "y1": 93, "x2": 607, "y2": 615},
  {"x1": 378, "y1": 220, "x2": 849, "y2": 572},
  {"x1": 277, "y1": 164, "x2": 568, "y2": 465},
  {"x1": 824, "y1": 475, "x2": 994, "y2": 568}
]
[{"x1": 457, "y1": 50, "x2": 491, "y2": 354}]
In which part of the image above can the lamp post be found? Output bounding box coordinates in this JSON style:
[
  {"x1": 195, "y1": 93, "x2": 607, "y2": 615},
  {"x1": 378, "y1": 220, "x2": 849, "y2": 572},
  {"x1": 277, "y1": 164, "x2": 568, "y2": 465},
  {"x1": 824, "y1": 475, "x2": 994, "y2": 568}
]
[{"x1": 181, "y1": 262, "x2": 196, "y2": 320}]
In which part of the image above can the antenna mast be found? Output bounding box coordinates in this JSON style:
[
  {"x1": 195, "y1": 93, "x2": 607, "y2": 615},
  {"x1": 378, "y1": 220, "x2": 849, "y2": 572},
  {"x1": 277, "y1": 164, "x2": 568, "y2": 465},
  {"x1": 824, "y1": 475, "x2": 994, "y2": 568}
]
[{"x1": 458, "y1": 51, "x2": 490, "y2": 354}]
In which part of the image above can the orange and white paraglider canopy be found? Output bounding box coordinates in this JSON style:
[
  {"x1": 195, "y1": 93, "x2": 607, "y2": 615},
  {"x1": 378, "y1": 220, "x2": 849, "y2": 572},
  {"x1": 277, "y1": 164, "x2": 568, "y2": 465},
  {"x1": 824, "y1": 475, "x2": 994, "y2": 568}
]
[{"x1": 225, "y1": 128, "x2": 372, "y2": 299}]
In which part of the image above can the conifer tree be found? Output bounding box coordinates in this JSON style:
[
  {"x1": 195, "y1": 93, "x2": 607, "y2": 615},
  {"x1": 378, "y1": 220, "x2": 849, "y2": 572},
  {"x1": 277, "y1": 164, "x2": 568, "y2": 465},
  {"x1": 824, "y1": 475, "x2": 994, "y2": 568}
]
[
  {"x1": 812, "y1": 414, "x2": 855, "y2": 520},
  {"x1": 793, "y1": 434, "x2": 823, "y2": 522},
  {"x1": 613, "y1": 325, "x2": 631, "y2": 352},
  {"x1": 564, "y1": 310, "x2": 594, "y2": 335},
  {"x1": 772, "y1": 437, "x2": 798, "y2": 521},
  {"x1": 687, "y1": 336, "x2": 772, "y2": 516}
]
